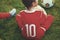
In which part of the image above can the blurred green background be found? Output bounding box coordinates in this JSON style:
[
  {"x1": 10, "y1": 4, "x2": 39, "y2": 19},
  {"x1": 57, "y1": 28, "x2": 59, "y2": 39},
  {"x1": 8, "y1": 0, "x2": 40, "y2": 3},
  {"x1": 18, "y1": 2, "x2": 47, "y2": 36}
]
[{"x1": 0, "y1": 0, "x2": 60, "y2": 40}]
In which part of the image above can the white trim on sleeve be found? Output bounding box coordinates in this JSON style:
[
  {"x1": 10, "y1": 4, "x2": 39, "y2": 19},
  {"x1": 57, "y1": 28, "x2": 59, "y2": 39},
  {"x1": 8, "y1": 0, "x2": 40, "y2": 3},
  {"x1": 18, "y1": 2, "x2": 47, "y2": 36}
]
[{"x1": 40, "y1": 27, "x2": 46, "y2": 31}]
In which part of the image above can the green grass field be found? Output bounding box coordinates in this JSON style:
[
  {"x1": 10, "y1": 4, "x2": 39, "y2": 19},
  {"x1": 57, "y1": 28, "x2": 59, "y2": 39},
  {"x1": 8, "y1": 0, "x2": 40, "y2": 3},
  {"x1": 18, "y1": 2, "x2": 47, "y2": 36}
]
[{"x1": 0, "y1": 0, "x2": 60, "y2": 40}]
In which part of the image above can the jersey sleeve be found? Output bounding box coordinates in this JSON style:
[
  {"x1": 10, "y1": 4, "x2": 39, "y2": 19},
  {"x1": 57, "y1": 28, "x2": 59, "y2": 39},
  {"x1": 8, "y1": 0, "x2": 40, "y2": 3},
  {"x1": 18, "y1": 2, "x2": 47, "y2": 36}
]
[
  {"x1": 16, "y1": 13, "x2": 23, "y2": 29},
  {"x1": 42, "y1": 15, "x2": 54, "y2": 30},
  {"x1": 0, "y1": 12, "x2": 11, "y2": 19},
  {"x1": 41, "y1": 12, "x2": 54, "y2": 31}
]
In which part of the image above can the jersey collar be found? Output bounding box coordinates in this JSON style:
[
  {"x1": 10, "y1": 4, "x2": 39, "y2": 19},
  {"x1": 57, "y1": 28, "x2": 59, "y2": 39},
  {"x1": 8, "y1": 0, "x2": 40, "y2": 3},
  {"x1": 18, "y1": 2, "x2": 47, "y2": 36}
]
[{"x1": 24, "y1": 5, "x2": 41, "y2": 13}]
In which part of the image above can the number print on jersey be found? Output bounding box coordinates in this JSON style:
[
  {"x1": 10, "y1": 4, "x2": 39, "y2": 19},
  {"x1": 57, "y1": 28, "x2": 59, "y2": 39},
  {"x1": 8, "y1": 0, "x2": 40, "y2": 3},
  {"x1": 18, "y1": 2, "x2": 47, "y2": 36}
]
[{"x1": 25, "y1": 24, "x2": 36, "y2": 37}]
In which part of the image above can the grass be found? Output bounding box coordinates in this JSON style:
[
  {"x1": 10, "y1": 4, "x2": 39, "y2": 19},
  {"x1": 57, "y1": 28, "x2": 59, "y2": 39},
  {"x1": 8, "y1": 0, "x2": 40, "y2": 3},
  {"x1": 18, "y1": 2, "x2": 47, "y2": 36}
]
[{"x1": 0, "y1": 0, "x2": 60, "y2": 40}]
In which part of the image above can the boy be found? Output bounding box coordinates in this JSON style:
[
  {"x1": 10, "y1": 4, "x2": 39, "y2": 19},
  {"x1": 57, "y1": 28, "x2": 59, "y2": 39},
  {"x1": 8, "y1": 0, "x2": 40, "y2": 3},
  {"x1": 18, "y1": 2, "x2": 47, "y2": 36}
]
[
  {"x1": 0, "y1": 8, "x2": 16, "y2": 19},
  {"x1": 16, "y1": 0, "x2": 54, "y2": 40}
]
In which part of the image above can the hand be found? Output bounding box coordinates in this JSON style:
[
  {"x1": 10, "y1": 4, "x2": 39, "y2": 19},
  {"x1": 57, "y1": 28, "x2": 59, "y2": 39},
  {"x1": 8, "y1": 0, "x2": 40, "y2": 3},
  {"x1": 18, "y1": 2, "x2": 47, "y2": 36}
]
[{"x1": 9, "y1": 8, "x2": 16, "y2": 16}]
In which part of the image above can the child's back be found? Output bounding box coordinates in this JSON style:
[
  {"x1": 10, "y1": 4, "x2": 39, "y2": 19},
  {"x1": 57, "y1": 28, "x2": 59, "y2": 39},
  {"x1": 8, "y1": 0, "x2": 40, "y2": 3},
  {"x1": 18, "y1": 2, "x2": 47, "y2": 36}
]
[
  {"x1": 16, "y1": 10, "x2": 46, "y2": 40},
  {"x1": 16, "y1": 0, "x2": 54, "y2": 40}
]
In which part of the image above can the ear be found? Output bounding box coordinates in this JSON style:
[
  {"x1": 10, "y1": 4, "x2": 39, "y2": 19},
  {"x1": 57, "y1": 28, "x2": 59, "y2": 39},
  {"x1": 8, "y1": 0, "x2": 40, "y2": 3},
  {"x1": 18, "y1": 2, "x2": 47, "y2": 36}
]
[
  {"x1": 32, "y1": 2, "x2": 35, "y2": 7},
  {"x1": 32, "y1": 2, "x2": 37, "y2": 7}
]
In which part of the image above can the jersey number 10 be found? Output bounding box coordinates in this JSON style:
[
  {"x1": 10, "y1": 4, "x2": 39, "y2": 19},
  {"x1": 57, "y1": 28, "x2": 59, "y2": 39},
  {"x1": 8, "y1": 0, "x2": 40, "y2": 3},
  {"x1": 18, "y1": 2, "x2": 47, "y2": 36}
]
[{"x1": 25, "y1": 24, "x2": 36, "y2": 37}]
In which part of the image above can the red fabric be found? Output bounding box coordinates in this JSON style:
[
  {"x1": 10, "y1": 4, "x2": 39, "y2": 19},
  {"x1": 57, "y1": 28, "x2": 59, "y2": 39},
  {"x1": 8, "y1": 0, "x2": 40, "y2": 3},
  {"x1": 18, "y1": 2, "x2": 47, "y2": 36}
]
[
  {"x1": 16, "y1": 11, "x2": 54, "y2": 40},
  {"x1": 41, "y1": 15, "x2": 54, "y2": 30},
  {"x1": 0, "y1": 12, "x2": 11, "y2": 19}
]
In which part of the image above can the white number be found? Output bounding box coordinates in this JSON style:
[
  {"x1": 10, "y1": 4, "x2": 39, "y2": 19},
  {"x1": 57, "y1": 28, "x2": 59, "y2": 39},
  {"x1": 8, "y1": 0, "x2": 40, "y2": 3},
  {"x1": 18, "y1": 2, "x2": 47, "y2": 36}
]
[{"x1": 25, "y1": 24, "x2": 36, "y2": 37}]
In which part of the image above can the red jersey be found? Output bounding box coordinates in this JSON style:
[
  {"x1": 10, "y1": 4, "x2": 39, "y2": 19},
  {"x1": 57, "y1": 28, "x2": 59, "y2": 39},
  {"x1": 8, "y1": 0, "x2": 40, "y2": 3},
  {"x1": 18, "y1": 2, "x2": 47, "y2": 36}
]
[
  {"x1": 0, "y1": 12, "x2": 10, "y2": 19},
  {"x1": 16, "y1": 10, "x2": 54, "y2": 39}
]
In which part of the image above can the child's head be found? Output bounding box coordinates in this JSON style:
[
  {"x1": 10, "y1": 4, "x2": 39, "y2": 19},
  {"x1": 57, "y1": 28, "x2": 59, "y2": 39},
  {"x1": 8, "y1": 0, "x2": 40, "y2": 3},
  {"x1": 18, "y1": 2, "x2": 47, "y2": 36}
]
[{"x1": 22, "y1": 0, "x2": 38, "y2": 9}]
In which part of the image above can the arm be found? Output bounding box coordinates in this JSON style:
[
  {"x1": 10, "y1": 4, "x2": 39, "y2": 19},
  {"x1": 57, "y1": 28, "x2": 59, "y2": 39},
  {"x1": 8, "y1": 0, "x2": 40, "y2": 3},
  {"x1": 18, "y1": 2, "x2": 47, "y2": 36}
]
[
  {"x1": 0, "y1": 12, "x2": 10, "y2": 19},
  {"x1": 40, "y1": 13, "x2": 54, "y2": 31},
  {"x1": 41, "y1": 14, "x2": 54, "y2": 30},
  {"x1": 16, "y1": 14, "x2": 23, "y2": 30},
  {"x1": 0, "y1": 8, "x2": 16, "y2": 19}
]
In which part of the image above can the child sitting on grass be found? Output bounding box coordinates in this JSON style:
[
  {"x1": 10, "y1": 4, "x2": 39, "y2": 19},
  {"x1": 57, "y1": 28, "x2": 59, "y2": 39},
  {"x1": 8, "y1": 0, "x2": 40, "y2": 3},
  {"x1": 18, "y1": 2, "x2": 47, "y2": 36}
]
[{"x1": 16, "y1": 0, "x2": 54, "y2": 40}]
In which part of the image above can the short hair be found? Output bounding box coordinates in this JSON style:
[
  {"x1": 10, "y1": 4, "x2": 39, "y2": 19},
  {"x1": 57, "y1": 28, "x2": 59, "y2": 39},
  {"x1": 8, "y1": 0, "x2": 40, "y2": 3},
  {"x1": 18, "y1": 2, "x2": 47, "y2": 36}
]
[{"x1": 22, "y1": 0, "x2": 35, "y2": 9}]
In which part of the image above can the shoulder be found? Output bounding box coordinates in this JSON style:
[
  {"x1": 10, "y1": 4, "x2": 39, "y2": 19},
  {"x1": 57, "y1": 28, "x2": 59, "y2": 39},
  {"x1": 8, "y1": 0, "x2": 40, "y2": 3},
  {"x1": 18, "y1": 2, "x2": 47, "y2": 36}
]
[
  {"x1": 20, "y1": 10, "x2": 25, "y2": 13},
  {"x1": 16, "y1": 10, "x2": 25, "y2": 16},
  {"x1": 17, "y1": 10, "x2": 25, "y2": 14},
  {"x1": 18, "y1": 10, "x2": 25, "y2": 14}
]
